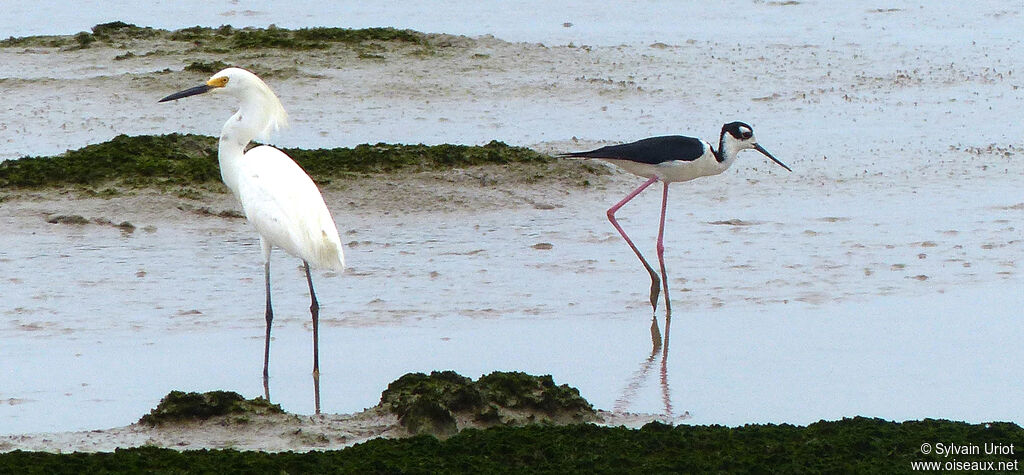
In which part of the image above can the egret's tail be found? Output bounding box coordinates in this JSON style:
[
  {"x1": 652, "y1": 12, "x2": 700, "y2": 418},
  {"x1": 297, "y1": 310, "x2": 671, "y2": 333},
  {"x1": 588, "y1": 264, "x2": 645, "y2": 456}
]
[{"x1": 309, "y1": 228, "x2": 345, "y2": 271}]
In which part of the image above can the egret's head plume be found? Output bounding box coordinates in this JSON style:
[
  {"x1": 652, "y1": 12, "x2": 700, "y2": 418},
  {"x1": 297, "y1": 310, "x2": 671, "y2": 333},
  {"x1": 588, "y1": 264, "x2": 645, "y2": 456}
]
[{"x1": 207, "y1": 67, "x2": 289, "y2": 141}]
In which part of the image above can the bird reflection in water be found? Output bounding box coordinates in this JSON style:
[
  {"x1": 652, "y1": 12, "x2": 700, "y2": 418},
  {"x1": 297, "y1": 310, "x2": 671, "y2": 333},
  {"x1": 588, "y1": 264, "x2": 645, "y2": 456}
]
[{"x1": 615, "y1": 312, "x2": 674, "y2": 418}]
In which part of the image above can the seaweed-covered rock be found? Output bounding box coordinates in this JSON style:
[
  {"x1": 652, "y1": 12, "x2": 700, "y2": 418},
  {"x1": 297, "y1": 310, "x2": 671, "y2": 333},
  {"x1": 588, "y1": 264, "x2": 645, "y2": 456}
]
[
  {"x1": 0, "y1": 134, "x2": 589, "y2": 189},
  {"x1": 381, "y1": 371, "x2": 483, "y2": 413},
  {"x1": 45, "y1": 214, "x2": 90, "y2": 225},
  {"x1": 138, "y1": 390, "x2": 282, "y2": 426},
  {"x1": 0, "y1": 133, "x2": 219, "y2": 188},
  {"x1": 475, "y1": 371, "x2": 595, "y2": 424},
  {"x1": 379, "y1": 371, "x2": 597, "y2": 437},
  {"x1": 400, "y1": 398, "x2": 459, "y2": 438},
  {"x1": 1, "y1": 23, "x2": 425, "y2": 51}
]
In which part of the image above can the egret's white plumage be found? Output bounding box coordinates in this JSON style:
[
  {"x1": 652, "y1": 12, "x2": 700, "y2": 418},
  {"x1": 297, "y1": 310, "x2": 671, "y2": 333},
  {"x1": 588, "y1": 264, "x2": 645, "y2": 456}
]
[
  {"x1": 204, "y1": 68, "x2": 344, "y2": 270},
  {"x1": 237, "y1": 145, "x2": 345, "y2": 270},
  {"x1": 160, "y1": 67, "x2": 342, "y2": 412}
]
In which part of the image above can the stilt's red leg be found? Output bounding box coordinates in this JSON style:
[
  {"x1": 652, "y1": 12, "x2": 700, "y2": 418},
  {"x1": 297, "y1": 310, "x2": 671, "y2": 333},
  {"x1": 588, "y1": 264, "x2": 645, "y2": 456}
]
[
  {"x1": 607, "y1": 176, "x2": 661, "y2": 313},
  {"x1": 656, "y1": 182, "x2": 672, "y2": 350}
]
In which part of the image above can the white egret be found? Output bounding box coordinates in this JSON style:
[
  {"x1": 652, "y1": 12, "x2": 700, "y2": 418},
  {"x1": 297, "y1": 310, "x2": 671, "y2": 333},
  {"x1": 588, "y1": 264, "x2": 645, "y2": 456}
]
[{"x1": 160, "y1": 68, "x2": 344, "y2": 413}]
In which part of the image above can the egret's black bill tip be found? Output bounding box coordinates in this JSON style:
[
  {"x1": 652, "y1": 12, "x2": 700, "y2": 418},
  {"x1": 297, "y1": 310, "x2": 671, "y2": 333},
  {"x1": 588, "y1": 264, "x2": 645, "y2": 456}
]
[
  {"x1": 159, "y1": 84, "x2": 213, "y2": 103},
  {"x1": 754, "y1": 143, "x2": 792, "y2": 172}
]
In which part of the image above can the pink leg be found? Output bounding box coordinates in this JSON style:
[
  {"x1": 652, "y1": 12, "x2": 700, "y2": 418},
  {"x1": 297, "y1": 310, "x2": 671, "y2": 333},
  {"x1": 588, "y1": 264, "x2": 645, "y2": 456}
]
[
  {"x1": 659, "y1": 344, "x2": 673, "y2": 416},
  {"x1": 607, "y1": 176, "x2": 661, "y2": 313},
  {"x1": 656, "y1": 182, "x2": 672, "y2": 350}
]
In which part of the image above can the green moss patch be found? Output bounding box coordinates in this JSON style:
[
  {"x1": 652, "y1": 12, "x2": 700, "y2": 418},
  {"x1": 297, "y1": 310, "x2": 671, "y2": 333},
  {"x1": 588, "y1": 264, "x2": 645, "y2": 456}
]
[
  {"x1": 0, "y1": 134, "x2": 219, "y2": 188},
  {"x1": 138, "y1": 390, "x2": 282, "y2": 426},
  {"x1": 0, "y1": 134, "x2": 593, "y2": 189},
  {"x1": 287, "y1": 140, "x2": 554, "y2": 177},
  {"x1": 1, "y1": 22, "x2": 427, "y2": 52},
  {"x1": 2, "y1": 22, "x2": 158, "y2": 49},
  {"x1": 380, "y1": 371, "x2": 597, "y2": 436},
  {"x1": 229, "y1": 26, "x2": 426, "y2": 51}
]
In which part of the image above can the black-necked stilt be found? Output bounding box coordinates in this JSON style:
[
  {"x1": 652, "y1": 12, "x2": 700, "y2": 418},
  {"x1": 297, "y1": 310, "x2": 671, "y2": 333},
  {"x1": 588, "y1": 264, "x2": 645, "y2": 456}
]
[{"x1": 562, "y1": 122, "x2": 790, "y2": 319}]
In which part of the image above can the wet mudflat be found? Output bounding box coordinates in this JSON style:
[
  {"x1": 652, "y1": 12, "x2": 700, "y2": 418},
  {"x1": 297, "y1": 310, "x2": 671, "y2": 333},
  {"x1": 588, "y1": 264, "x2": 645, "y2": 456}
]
[{"x1": 1, "y1": 1, "x2": 1022, "y2": 451}]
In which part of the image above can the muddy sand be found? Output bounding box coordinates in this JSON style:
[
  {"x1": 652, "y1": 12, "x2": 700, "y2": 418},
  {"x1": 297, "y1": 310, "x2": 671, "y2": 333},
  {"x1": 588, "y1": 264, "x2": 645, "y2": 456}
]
[
  {"x1": 2, "y1": 12, "x2": 1022, "y2": 453},
  {"x1": 1, "y1": 402, "x2": 665, "y2": 453}
]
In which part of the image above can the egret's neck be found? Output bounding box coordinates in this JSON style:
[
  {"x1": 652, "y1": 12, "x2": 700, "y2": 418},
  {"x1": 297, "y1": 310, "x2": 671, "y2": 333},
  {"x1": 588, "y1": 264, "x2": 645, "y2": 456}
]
[{"x1": 217, "y1": 100, "x2": 265, "y2": 195}]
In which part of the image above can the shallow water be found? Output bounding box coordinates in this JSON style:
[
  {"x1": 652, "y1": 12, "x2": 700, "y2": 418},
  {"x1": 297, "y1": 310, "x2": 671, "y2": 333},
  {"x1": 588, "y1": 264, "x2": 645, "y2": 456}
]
[
  {"x1": 5, "y1": 1, "x2": 1018, "y2": 47},
  {"x1": 2, "y1": 171, "x2": 1021, "y2": 434}
]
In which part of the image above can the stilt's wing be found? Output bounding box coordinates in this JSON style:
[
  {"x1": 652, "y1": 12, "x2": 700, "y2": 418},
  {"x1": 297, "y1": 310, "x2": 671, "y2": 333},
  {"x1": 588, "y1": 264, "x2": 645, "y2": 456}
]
[{"x1": 560, "y1": 135, "x2": 707, "y2": 165}]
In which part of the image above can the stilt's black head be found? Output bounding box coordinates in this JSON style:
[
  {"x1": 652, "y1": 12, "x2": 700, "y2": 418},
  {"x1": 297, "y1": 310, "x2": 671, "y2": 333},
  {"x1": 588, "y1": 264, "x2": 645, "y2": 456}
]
[
  {"x1": 720, "y1": 122, "x2": 791, "y2": 172},
  {"x1": 721, "y1": 121, "x2": 755, "y2": 140}
]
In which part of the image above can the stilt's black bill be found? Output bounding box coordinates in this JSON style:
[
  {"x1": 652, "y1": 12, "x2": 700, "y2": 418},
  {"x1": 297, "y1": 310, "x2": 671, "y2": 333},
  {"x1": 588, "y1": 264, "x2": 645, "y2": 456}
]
[
  {"x1": 754, "y1": 143, "x2": 792, "y2": 172},
  {"x1": 159, "y1": 84, "x2": 213, "y2": 102}
]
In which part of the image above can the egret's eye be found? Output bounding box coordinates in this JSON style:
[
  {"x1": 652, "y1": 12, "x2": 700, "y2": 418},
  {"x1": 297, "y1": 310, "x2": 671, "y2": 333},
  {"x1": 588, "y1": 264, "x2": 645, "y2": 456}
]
[{"x1": 207, "y1": 76, "x2": 229, "y2": 88}]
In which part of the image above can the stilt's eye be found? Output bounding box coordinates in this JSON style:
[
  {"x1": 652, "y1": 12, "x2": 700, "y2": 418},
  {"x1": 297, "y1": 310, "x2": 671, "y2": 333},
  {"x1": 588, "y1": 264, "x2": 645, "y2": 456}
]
[{"x1": 738, "y1": 126, "x2": 753, "y2": 139}]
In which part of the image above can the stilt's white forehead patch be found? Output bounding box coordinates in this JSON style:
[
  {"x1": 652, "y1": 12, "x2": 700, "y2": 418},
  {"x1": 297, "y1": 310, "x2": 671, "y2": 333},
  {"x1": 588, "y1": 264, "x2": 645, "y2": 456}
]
[{"x1": 739, "y1": 125, "x2": 752, "y2": 136}]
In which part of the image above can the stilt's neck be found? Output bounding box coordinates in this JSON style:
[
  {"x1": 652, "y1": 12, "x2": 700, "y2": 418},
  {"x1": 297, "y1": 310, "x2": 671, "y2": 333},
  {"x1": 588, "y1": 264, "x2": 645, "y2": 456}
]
[{"x1": 716, "y1": 132, "x2": 742, "y2": 167}]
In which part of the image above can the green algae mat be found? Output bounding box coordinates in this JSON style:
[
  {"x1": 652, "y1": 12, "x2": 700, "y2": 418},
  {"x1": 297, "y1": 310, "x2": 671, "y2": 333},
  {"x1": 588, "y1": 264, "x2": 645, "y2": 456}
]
[
  {"x1": 0, "y1": 134, "x2": 602, "y2": 190},
  {"x1": 1, "y1": 22, "x2": 427, "y2": 51},
  {"x1": 0, "y1": 134, "x2": 544, "y2": 187},
  {"x1": 3, "y1": 418, "x2": 1023, "y2": 473}
]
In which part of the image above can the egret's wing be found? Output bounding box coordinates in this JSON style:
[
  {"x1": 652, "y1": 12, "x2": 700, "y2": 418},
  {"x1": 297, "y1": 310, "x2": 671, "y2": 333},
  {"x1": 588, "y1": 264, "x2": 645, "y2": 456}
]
[{"x1": 235, "y1": 146, "x2": 344, "y2": 270}]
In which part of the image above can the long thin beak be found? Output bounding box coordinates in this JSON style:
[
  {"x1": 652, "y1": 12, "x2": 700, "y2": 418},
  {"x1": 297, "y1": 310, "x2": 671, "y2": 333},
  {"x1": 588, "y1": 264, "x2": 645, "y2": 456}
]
[
  {"x1": 159, "y1": 84, "x2": 213, "y2": 103},
  {"x1": 754, "y1": 143, "x2": 792, "y2": 172}
]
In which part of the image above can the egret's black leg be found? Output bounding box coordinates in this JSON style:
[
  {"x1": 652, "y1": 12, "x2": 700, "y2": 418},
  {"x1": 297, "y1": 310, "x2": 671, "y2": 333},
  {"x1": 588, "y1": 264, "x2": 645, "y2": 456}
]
[
  {"x1": 263, "y1": 261, "x2": 273, "y2": 401},
  {"x1": 304, "y1": 261, "x2": 321, "y2": 415},
  {"x1": 607, "y1": 176, "x2": 662, "y2": 313}
]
